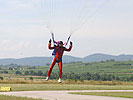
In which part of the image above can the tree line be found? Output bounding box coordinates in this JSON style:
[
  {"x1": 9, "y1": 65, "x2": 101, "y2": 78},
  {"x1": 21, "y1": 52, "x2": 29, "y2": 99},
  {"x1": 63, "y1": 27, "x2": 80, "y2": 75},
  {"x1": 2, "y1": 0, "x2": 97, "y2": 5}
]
[
  {"x1": 17, "y1": 70, "x2": 133, "y2": 81},
  {"x1": 0, "y1": 70, "x2": 133, "y2": 81}
]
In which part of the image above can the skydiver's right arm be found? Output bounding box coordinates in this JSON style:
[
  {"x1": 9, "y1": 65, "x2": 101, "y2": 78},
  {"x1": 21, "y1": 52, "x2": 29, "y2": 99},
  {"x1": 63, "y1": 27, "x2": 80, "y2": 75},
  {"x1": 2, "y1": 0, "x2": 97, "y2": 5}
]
[
  {"x1": 48, "y1": 44, "x2": 54, "y2": 50},
  {"x1": 48, "y1": 39, "x2": 54, "y2": 50}
]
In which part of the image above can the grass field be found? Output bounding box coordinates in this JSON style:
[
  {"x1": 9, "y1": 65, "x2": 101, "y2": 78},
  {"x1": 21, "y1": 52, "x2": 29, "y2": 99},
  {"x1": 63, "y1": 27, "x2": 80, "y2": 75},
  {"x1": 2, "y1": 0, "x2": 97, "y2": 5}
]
[
  {"x1": 1, "y1": 84, "x2": 133, "y2": 91},
  {"x1": 1, "y1": 60, "x2": 133, "y2": 79},
  {"x1": 70, "y1": 92, "x2": 133, "y2": 98},
  {"x1": 1, "y1": 77, "x2": 133, "y2": 85},
  {"x1": 0, "y1": 95, "x2": 43, "y2": 100}
]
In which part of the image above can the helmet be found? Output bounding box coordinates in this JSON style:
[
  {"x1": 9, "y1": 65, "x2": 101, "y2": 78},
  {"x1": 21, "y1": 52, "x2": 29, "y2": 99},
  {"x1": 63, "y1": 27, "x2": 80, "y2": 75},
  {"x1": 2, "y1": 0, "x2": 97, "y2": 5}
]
[{"x1": 58, "y1": 41, "x2": 63, "y2": 45}]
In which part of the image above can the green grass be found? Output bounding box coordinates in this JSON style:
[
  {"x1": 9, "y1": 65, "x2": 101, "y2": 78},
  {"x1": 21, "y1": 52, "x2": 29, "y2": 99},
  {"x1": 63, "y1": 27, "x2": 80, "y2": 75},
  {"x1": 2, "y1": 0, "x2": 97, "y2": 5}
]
[
  {"x1": 1, "y1": 60, "x2": 133, "y2": 81},
  {"x1": 1, "y1": 61, "x2": 133, "y2": 74},
  {"x1": 70, "y1": 92, "x2": 133, "y2": 98},
  {"x1": 1, "y1": 84, "x2": 133, "y2": 91},
  {"x1": 0, "y1": 95, "x2": 43, "y2": 100}
]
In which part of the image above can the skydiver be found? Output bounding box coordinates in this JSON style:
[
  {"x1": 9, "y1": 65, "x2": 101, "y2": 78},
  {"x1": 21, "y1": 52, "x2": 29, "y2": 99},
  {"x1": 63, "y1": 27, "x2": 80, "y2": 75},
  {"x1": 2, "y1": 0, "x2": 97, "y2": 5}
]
[{"x1": 45, "y1": 39, "x2": 73, "y2": 83}]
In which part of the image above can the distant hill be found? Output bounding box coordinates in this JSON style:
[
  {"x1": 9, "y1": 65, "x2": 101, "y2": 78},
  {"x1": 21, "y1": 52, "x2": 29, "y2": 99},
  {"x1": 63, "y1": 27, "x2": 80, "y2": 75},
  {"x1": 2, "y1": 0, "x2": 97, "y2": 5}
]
[
  {"x1": 82, "y1": 53, "x2": 115, "y2": 62},
  {"x1": 0, "y1": 55, "x2": 81, "y2": 66},
  {"x1": 82, "y1": 53, "x2": 133, "y2": 62},
  {"x1": 0, "y1": 57, "x2": 52, "y2": 66},
  {"x1": 0, "y1": 53, "x2": 133, "y2": 66}
]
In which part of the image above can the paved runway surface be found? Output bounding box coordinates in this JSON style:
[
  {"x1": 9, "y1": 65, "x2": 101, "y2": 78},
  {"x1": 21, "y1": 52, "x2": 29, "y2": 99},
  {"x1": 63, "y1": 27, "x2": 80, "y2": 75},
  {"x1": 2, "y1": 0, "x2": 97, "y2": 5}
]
[{"x1": 0, "y1": 90, "x2": 133, "y2": 100}]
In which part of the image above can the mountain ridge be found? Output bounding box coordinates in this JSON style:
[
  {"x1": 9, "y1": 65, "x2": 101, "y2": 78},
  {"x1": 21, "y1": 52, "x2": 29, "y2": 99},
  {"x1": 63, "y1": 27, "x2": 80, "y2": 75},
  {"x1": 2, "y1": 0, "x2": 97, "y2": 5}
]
[{"x1": 0, "y1": 53, "x2": 133, "y2": 66}]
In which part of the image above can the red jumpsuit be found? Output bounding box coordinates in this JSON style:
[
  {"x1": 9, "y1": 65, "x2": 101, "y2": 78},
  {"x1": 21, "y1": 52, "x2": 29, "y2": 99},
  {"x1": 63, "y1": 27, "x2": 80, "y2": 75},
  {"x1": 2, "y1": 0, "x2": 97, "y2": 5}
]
[{"x1": 48, "y1": 43, "x2": 72, "y2": 78}]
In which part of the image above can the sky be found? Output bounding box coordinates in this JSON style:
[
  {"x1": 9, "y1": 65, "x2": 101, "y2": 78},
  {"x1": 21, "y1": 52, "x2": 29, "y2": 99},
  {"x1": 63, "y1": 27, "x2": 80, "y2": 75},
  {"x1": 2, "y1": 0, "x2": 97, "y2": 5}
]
[{"x1": 0, "y1": 0, "x2": 133, "y2": 58}]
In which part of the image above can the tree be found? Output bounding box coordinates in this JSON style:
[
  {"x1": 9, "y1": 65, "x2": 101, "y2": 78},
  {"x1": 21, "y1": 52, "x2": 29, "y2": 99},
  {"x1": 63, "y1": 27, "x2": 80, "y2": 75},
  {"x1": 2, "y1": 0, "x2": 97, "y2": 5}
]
[
  {"x1": 46, "y1": 63, "x2": 50, "y2": 66},
  {"x1": 100, "y1": 74, "x2": 108, "y2": 81},
  {"x1": 92, "y1": 73, "x2": 100, "y2": 81},
  {"x1": 3, "y1": 71, "x2": 8, "y2": 74},
  {"x1": 30, "y1": 70, "x2": 37, "y2": 75},
  {"x1": 108, "y1": 74, "x2": 115, "y2": 81},
  {"x1": 16, "y1": 71, "x2": 22, "y2": 75},
  {"x1": 24, "y1": 71, "x2": 30, "y2": 75},
  {"x1": 9, "y1": 67, "x2": 13, "y2": 70},
  {"x1": 37, "y1": 71, "x2": 43, "y2": 76},
  {"x1": 29, "y1": 77, "x2": 33, "y2": 80},
  {"x1": 0, "y1": 76, "x2": 4, "y2": 80},
  {"x1": 129, "y1": 75, "x2": 133, "y2": 81}
]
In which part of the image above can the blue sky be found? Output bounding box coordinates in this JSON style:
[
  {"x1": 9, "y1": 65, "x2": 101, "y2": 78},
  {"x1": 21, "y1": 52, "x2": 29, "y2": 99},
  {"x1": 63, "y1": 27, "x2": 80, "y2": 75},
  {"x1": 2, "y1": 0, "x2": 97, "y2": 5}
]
[{"x1": 0, "y1": 0, "x2": 133, "y2": 58}]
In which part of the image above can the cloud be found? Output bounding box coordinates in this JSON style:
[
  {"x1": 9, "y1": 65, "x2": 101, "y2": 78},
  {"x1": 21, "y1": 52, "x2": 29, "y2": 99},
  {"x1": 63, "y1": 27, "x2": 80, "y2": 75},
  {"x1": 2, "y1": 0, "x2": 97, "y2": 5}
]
[
  {"x1": 0, "y1": 39, "x2": 47, "y2": 58},
  {"x1": 7, "y1": 0, "x2": 34, "y2": 9},
  {"x1": 0, "y1": 40, "x2": 29, "y2": 51}
]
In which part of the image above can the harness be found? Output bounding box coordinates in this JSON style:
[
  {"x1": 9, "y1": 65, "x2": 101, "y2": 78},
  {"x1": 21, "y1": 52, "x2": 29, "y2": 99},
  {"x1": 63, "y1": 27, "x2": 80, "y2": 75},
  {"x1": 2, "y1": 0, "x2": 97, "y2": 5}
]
[
  {"x1": 52, "y1": 47, "x2": 65, "y2": 63},
  {"x1": 51, "y1": 33, "x2": 71, "y2": 63}
]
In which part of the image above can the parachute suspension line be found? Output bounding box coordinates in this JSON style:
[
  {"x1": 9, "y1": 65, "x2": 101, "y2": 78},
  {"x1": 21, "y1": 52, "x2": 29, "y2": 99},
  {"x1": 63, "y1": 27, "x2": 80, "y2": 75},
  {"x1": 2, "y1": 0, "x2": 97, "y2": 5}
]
[
  {"x1": 75, "y1": 0, "x2": 97, "y2": 27},
  {"x1": 91, "y1": 0, "x2": 110, "y2": 21},
  {"x1": 70, "y1": 0, "x2": 97, "y2": 34},
  {"x1": 40, "y1": 0, "x2": 45, "y2": 27},
  {"x1": 40, "y1": 0, "x2": 45, "y2": 9},
  {"x1": 77, "y1": 0, "x2": 108, "y2": 32},
  {"x1": 40, "y1": 0, "x2": 53, "y2": 34},
  {"x1": 77, "y1": 0, "x2": 98, "y2": 25},
  {"x1": 70, "y1": 0, "x2": 96, "y2": 34},
  {"x1": 69, "y1": 0, "x2": 80, "y2": 31},
  {"x1": 44, "y1": 0, "x2": 54, "y2": 34},
  {"x1": 51, "y1": 0, "x2": 57, "y2": 34},
  {"x1": 69, "y1": 0, "x2": 76, "y2": 32},
  {"x1": 70, "y1": 0, "x2": 88, "y2": 34},
  {"x1": 49, "y1": 0, "x2": 54, "y2": 33},
  {"x1": 70, "y1": 0, "x2": 86, "y2": 34},
  {"x1": 70, "y1": 0, "x2": 107, "y2": 34},
  {"x1": 40, "y1": 0, "x2": 43, "y2": 9},
  {"x1": 39, "y1": 0, "x2": 50, "y2": 32}
]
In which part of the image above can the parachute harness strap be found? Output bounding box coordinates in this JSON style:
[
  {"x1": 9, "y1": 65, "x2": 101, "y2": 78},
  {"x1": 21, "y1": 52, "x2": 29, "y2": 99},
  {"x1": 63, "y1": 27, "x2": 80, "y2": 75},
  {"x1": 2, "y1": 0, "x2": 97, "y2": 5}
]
[
  {"x1": 51, "y1": 33, "x2": 65, "y2": 63},
  {"x1": 51, "y1": 33, "x2": 55, "y2": 45},
  {"x1": 53, "y1": 47, "x2": 65, "y2": 63},
  {"x1": 51, "y1": 32, "x2": 56, "y2": 56},
  {"x1": 65, "y1": 34, "x2": 71, "y2": 47}
]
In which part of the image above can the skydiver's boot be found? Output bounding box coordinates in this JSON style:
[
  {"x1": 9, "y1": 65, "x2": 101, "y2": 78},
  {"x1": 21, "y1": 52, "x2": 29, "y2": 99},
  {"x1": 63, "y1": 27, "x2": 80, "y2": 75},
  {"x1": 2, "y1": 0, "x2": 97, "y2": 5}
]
[
  {"x1": 58, "y1": 78, "x2": 62, "y2": 83},
  {"x1": 45, "y1": 76, "x2": 49, "y2": 81}
]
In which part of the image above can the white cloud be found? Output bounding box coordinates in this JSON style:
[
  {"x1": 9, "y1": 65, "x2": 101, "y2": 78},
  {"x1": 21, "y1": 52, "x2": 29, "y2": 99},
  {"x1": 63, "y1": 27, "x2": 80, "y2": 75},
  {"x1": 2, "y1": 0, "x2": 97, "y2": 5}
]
[
  {"x1": 7, "y1": 0, "x2": 40, "y2": 9},
  {"x1": 0, "y1": 39, "x2": 48, "y2": 58},
  {"x1": 0, "y1": 40, "x2": 28, "y2": 51}
]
